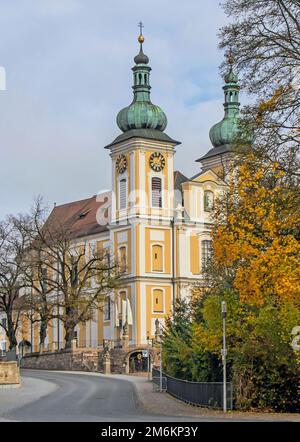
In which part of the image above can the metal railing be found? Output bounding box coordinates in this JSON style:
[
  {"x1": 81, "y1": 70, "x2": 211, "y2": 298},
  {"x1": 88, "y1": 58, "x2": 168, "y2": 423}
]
[
  {"x1": 152, "y1": 368, "x2": 233, "y2": 410},
  {"x1": 152, "y1": 375, "x2": 167, "y2": 391}
]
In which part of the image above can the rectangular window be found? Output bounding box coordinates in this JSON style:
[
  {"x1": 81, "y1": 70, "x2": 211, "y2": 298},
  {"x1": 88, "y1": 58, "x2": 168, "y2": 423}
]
[
  {"x1": 119, "y1": 246, "x2": 127, "y2": 272},
  {"x1": 103, "y1": 297, "x2": 111, "y2": 321},
  {"x1": 119, "y1": 179, "x2": 127, "y2": 210},
  {"x1": 201, "y1": 240, "x2": 212, "y2": 271},
  {"x1": 152, "y1": 177, "x2": 162, "y2": 208}
]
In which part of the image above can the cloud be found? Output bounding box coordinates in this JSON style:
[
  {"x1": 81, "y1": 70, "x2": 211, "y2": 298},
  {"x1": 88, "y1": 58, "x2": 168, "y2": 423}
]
[{"x1": 0, "y1": 0, "x2": 231, "y2": 218}]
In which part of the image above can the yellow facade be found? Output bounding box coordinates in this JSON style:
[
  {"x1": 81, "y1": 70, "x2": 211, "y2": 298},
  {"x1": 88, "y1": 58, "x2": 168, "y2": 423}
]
[
  {"x1": 13, "y1": 63, "x2": 230, "y2": 351},
  {"x1": 13, "y1": 137, "x2": 225, "y2": 350}
]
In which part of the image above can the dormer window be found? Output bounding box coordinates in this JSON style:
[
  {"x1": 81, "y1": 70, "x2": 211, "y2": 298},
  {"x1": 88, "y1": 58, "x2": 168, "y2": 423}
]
[
  {"x1": 78, "y1": 209, "x2": 91, "y2": 219},
  {"x1": 204, "y1": 190, "x2": 214, "y2": 212}
]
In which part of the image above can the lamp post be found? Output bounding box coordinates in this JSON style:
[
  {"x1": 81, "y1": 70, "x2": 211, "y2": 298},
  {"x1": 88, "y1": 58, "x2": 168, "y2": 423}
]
[
  {"x1": 154, "y1": 318, "x2": 163, "y2": 392},
  {"x1": 221, "y1": 301, "x2": 227, "y2": 413},
  {"x1": 146, "y1": 333, "x2": 151, "y2": 380},
  {"x1": 159, "y1": 326, "x2": 163, "y2": 393}
]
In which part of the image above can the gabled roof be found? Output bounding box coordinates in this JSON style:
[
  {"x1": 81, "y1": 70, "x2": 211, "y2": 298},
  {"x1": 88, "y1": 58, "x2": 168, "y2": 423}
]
[
  {"x1": 45, "y1": 192, "x2": 111, "y2": 241},
  {"x1": 174, "y1": 170, "x2": 189, "y2": 192},
  {"x1": 189, "y1": 168, "x2": 226, "y2": 185},
  {"x1": 196, "y1": 144, "x2": 231, "y2": 162}
]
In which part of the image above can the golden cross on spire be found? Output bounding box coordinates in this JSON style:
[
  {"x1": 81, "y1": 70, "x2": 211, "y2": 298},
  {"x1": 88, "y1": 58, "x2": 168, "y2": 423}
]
[
  {"x1": 138, "y1": 21, "x2": 144, "y2": 35},
  {"x1": 138, "y1": 21, "x2": 145, "y2": 44}
]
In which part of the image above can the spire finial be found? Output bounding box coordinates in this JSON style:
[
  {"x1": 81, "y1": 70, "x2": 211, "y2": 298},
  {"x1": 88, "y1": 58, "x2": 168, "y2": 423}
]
[
  {"x1": 224, "y1": 49, "x2": 238, "y2": 84},
  {"x1": 226, "y1": 49, "x2": 234, "y2": 67},
  {"x1": 138, "y1": 21, "x2": 145, "y2": 45}
]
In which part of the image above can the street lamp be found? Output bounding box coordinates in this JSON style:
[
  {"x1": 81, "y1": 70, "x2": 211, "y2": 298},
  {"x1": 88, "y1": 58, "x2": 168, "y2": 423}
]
[
  {"x1": 221, "y1": 301, "x2": 227, "y2": 413},
  {"x1": 159, "y1": 325, "x2": 163, "y2": 393}
]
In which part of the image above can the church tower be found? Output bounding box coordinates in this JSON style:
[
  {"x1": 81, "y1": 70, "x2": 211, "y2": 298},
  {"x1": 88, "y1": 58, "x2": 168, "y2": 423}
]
[
  {"x1": 105, "y1": 26, "x2": 180, "y2": 345},
  {"x1": 197, "y1": 55, "x2": 241, "y2": 174}
]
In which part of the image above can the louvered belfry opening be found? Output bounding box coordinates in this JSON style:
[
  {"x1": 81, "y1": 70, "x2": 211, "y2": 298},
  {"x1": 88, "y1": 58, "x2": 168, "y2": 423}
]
[
  {"x1": 151, "y1": 177, "x2": 162, "y2": 208},
  {"x1": 119, "y1": 178, "x2": 127, "y2": 210}
]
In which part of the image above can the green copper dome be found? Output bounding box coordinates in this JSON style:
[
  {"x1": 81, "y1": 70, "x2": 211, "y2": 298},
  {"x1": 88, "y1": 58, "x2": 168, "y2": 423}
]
[
  {"x1": 116, "y1": 36, "x2": 167, "y2": 133},
  {"x1": 209, "y1": 66, "x2": 240, "y2": 149}
]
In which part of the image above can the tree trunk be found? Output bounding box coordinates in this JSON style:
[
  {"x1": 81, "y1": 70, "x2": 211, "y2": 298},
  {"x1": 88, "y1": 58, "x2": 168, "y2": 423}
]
[
  {"x1": 6, "y1": 313, "x2": 18, "y2": 350},
  {"x1": 64, "y1": 324, "x2": 76, "y2": 349},
  {"x1": 39, "y1": 320, "x2": 48, "y2": 352}
]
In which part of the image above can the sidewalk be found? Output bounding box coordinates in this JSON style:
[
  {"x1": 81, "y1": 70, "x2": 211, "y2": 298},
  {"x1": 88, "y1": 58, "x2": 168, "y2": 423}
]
[
  {"x1": 112, "y1": 374, "x2": 300, "y2": 422},
  {"x1": 0, "y1": 375, "x2": 57, "y2": 422},
  {"x1": 59, "y1": 371, "x2": 300, "y2": 422}
]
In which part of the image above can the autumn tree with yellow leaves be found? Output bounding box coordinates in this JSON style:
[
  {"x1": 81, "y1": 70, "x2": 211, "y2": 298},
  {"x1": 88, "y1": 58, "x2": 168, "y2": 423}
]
[
  {"x1": 162, "y1": 0, "x2": 300, "y2": 411},
  {"x1": 162, "y1": 154, "x2": 300, "y2": 410},
  {"x1": 212, "y1": 152, "x2": 300, "y2": 306}
]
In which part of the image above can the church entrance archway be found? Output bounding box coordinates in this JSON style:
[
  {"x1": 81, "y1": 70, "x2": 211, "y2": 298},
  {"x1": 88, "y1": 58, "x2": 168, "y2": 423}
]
[{"x1": 128, "y1": 351, "x2": 150, "y2": 373}]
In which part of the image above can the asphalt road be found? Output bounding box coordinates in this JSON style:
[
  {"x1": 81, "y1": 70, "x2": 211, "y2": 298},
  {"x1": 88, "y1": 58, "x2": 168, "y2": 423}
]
[
  {"x1": 0, "y1": 370, "x2": 209, "y2": 422},
  {"x1": 2, "y1": 370, "x2": 294, "y2": 422}
]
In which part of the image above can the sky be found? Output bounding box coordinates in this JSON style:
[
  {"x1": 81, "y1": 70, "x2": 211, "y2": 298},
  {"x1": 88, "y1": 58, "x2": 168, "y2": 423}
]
[{"x1": 0, "y1": 0, "x2": 237, "y2": 219}]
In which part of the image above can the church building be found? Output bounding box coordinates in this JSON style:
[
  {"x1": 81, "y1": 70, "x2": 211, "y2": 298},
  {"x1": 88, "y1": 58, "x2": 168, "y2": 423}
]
[{"x1": 12, "y1": 30, "x2": 241, "y2": 353}]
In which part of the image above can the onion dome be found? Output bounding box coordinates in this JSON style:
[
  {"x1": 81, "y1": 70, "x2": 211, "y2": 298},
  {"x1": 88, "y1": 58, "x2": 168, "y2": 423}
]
[
  {"x1": 116, "y1": 31, "x2": 167, "y2": 133},
  {"x1": 209, "y1": 64, "x2": 240, "y2": 150}
]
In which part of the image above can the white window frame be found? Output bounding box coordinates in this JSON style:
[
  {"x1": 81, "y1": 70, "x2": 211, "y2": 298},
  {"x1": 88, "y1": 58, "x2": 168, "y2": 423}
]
[
  {"x1": 149, "y1": 172, "x2": 165, "y2": 209},
  {"x1": 150, "y1": 243, "x2": 164, "y2": 273},
  {"x1": 118, "y1": 244, "x2": 128, "y2": 273},
  {"x1": 118, "y1": 174, "x2": 128, "y2": 211},
  {"x1": 103, "y1": 296, "x2": 112, "y2": 322},
  {"x1": 203, "y1": 190, "x2": 214, "y2": 212},
  {"x1": 201, "y1": 239, "x2": 213, "y2": 272},
  {"x1": 117, "y1": 289, "x2": 128, "y2": 312},
  {"x1": 151, "y1": 287, "x2": 165, "y2": 314}
]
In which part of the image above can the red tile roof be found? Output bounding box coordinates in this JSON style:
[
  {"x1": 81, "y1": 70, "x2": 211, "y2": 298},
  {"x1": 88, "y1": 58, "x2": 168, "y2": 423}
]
[
  {"x1": 44, "y1": 172, "x2": 187, "y2": 241},
  {"x1": 45, "y1": 192, "x2": 110, "y2": 240}
]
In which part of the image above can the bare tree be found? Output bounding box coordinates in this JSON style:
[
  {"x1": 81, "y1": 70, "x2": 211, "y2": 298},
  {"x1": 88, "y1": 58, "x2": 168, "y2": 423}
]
[
  {"x1": 26, "y1": 199, "x2": 122, "y2": 350},
  {"x1": 219, "y1": 0, "x2": 300, "y2": 179},
  {"x1": 0, "y1": 215, "x2": 30, "y2": 350}
]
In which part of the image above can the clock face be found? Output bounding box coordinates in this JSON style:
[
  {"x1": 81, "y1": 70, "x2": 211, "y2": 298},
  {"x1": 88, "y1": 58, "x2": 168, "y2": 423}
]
[
  {"x1": 149, "y1": 152, "x2": 165, "y2": 172},
  {"x1": 116, "y1": 154, "x2": 127, "y2": 174}
]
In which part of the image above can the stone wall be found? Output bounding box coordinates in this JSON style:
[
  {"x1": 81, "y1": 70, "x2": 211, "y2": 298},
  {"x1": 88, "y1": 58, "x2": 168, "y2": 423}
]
[
  {"x1": 21, "y1": 346, "x2": 160, "y2": 374},
  {"x1": 0, "y1": 361, "x2": 20, "y2": 385},
  {"x1": 99, "y1": 347, "x2": 160, "y2": 374},
  {"x1": 21, "y1": 349, "x2": 99, "y2": 372}
]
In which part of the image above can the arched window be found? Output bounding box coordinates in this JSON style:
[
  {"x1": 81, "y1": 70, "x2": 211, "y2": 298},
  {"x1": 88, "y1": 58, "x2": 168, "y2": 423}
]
[
  {"x1": 119, "y1": 179, "x2": 127, "y2": 210},
  {"x1": 152, "y1": 244, "x2": 163, "y2": 272},
  {"x1": 151, "y1": 177, "x2": 162, "y2": 208},
  {"x1": 119, "y1": 246, "x2": 127, "y2": 272},
  {"x1": 153, "y1": 289, "x2": 164, "y2": 313},
  {"x1": 204, "y1": 190, "x2": 214, "y2": 212}
]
